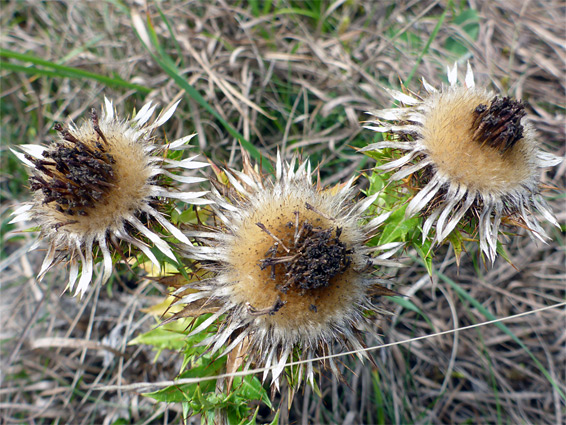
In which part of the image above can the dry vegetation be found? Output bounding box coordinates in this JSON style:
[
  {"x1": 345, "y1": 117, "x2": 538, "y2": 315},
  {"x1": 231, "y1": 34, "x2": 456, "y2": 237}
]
[{"x1": 1, "y1": 1, "x2": 564, "y2": 424}]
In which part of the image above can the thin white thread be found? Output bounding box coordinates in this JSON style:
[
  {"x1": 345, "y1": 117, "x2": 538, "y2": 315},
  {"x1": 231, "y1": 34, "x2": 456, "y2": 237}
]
[{"x1": 94, "y1": 301, "x2": 565, "y2": 392}]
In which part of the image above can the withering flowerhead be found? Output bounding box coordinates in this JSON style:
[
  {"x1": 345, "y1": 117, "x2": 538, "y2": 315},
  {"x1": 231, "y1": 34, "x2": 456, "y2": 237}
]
[
  {"x1": 172, "y1": 152, "x2": 397, "y2": 390},
  {"x1": 363, "y1": 63, "x2": 562, "y2": 262},
  {"x1": 11, "y1": 98, "x2": 210, "y2": 296}
]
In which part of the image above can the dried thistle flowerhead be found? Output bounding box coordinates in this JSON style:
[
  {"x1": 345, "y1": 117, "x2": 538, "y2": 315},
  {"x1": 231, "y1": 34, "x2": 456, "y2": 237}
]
[
  {"x1": 171, "y1": 152, "x2": 398, "y2": 391},
  {"x1": 11, "y1": 98, "x2": 210, "y2": 297},
  {"x1": 363, "y1": 63, "x2": 562, "y2": 262}
]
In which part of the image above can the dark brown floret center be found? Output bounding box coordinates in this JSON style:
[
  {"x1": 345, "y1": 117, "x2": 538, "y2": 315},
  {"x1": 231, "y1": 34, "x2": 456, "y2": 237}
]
[
  {"x1": 257, "y1": 209, "x2": 352, "y2": 295},
  {"x1": 285, "y1": 223, "x2": 350, "y2": 290},
  {"x1": 28, "y1": 109, "x2": 116, "y2": 217},
  {"x1": 471, "y1": 96, "x2": 526, "y2": 154}
]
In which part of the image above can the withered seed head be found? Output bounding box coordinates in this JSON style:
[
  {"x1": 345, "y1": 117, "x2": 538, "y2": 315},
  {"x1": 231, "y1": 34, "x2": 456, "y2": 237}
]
[
  {"x1": 11, "y1": 98, "x2": 210, "y2": 297},
  {"x1": 471, "y1": 96, "x2": 526, "y2": 153},
  {"x1": 175, "y1": 152, "x2": 397, "y2": 390},
  {"x1": 258, "y1": 214, "x2": 352, "y2": 293},
  {"x1": 29, "y1": 113, "x2": 116, "y2": 217},
  {"x1": 363, "y1": 63, "x2": 562, "y2": 262}
]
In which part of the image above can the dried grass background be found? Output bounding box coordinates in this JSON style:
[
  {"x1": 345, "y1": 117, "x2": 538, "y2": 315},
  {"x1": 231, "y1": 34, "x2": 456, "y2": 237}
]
[{"x1": 1, "y1": 1, "x2": 564, "y2": 424}]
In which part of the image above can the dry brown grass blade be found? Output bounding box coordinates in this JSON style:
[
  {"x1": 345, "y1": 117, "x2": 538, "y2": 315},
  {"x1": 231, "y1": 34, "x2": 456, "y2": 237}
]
[
  {"x1": 30, "y1": 337, "x2": 126, "y2": 358},
  {"x1": 178, "y1": 37, "x2": 276, "y2": 120},
  {"x1": 225, "y1": 336, "x2": 251, "y2": 393}
]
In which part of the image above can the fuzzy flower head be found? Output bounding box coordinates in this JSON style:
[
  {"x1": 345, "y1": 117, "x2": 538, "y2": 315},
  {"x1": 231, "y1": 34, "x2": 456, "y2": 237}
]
[
  {"x1": 11, "y1": 98, "x2": 210, "y2": 297},
  {"x1": 173, "y1": 152, "x2": 397, "y2": 390},
  {"x1": 363, "y1": 63, "x2": 562, "y2": 262}
]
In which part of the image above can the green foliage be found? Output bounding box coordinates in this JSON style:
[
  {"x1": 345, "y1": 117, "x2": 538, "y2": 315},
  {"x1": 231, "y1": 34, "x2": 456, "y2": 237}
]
[
  {"x1": 364, "y1": 161, "x2": 435, "y2": 274},
  {"x1": 144, "y1": 339, "x2": 271, "y2": 422},
  {"x1": 132, "y1": 316, "x2": 273, "y2": 422},
  {"x1": 145, "y1": 362, "x2": 225, "y2": 403},
  {"x1": 444, "y1": 8, "x2": 480, "y2": 58},
  {"x1": 130, "y1": 315, "x2": 216, "y2": 366},
  {"x1": 129, "y1": 321, "x2": 192, "y2": 355},
  {"x1": 377, "y1": 204, "x2": 420, "y2": 245}
]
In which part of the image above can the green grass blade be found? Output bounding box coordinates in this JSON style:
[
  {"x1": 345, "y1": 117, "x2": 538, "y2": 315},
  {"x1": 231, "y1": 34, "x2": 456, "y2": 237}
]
[
  {"x1": 0, "y1": 48, "x2": 151, "y2": 93},
  {"x1": 154, "y1": 4, "x2": 186, "y2": 68},
  {"x1": 275, "y1": 8, "x2": 320, "y2": 19},
  {"x1": 1, "y1": 62, "x2": 77, "y2": 80},
  {"x1": 371, "y1": 370, "x2": 387, "y2": 424},
  {"x1": 389, "y1": 296, "x2": 436, "y2": 332},
  {"x1": 404, "y1": 3, "x2": 450, "y2": 86},
  {"x1": 59, "y1": 35, "x2": 106, "y2": 64}
]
